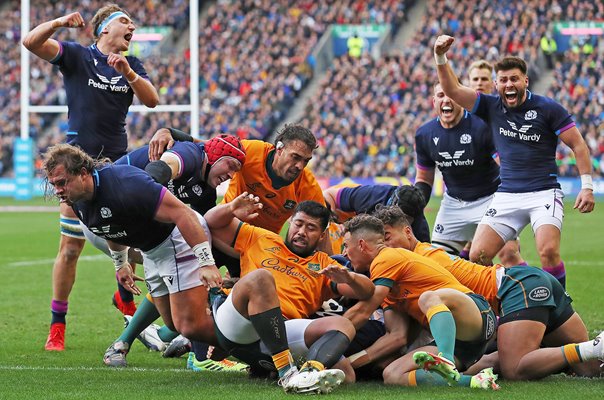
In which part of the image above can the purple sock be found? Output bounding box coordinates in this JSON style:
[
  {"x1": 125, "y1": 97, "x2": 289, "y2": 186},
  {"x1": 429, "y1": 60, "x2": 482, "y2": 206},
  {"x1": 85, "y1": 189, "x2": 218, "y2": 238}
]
[
  {"x1": 543, "y1": 261, "x2": 566, "y2": 289},
  {"x1": 459, "y1": 249, "x2": 470, "y2": 260},
  {"x1": 51, "y1": 300, "x2": 68, "y2": 325}
]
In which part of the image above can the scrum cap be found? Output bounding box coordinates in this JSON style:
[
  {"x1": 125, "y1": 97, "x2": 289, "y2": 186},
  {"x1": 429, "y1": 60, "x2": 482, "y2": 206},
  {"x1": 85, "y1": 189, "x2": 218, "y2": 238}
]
[{"x1": 205, "y1": 134, "x2": 246, "y2": 167}]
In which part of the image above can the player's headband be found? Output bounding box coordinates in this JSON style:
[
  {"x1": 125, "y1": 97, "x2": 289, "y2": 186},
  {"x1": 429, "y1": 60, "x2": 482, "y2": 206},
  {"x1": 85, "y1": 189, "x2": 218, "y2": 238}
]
[{"x1": 96, "y1": 11, "x2": 129, "y2": 36}]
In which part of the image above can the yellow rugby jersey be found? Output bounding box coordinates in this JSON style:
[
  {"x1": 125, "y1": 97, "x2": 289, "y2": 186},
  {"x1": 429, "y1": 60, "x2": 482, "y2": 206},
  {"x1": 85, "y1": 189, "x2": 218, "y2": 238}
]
[
  {"x1": 327, "y1": 221, "x2": 345, "y2": 254},
  {"x1": 370, "y1": 247, "x2": 472, "y2": 327},
  {"x1": 234, "y1": 222, "x2": 337, "y2": 320},
  {"x1": 224, "y1": 140, "x2": 325, "y2": 234},
  {"x1": 413, "y1": 242, "x2": 500, "y2": 312}
]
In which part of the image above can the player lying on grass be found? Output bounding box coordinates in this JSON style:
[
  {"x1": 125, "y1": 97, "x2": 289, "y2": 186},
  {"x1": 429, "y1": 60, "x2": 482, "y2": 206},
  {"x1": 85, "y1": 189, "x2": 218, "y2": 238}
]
[
  {"x1": 341, "y1": 214, "x2": 499, "y2": 389},
  {"x1": 204, "y1": 197, "x2": 376, "y2": 392},
  {"x1": 373, "y1": 205, "x2": 603, "y2": 380}
]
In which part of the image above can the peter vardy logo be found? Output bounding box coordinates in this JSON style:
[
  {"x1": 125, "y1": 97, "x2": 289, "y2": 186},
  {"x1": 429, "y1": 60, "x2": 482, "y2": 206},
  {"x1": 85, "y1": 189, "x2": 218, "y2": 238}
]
[
  {"x1": 88, "y1": 74, "x2": 129, "y2": 93},
  {"x1": 439, "y1": 150, "x2": 465, "y2": 160},
  {"x1": 436, "y1": 150, "x2": 473, "y2": 167},
  {"x1": 529, "y1": 286, "x2": 550, "y2": 301},
  {"x1": 97, "y1": 74, "x2": 122, "y2": 84},
  {"x1": 500, "y1": 120, "x2": 540, "y2": 142},
  {"x1": 100, "y1": 207, "x2": 112, "y2": 218}
]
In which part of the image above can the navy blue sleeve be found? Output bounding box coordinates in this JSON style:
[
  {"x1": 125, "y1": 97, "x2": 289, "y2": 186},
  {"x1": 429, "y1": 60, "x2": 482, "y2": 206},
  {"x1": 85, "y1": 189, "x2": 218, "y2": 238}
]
[
  {"x1": 126, "y1": 55, "x2": 150, "y2": 80},
  {"x1": 51, "y1": 41, "x2": 81, "y2": 72},
  {"x1": 166, "y1": 142, "x2": 204, "y2": 179},
  {"x1": 415, "y1": 123, "x2": 436, "y2": 169},
  {"x1": 338, "y1": 185, "x2": 395, "y2": 213},
  {"x1": 114, "y1": 146, "x2": 150, "y2": 168}
]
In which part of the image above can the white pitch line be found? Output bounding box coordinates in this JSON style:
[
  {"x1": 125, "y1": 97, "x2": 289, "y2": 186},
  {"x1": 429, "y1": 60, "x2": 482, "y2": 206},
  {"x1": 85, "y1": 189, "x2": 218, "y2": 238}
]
[
  {"x1": 5, "y1": 255, "x2": 107, "y2": 267},
  {"x1": 0, "y1": 365, "x2": 190, "y2": 373}
]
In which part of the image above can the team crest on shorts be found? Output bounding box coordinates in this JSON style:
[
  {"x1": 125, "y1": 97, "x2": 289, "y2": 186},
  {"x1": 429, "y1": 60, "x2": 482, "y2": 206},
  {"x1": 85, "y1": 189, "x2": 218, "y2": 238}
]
[
  {"x1": 485, "y1": 208, "x2": 497, "y2": 217},
  {"x1": 525, "y1": 110, "x2": 537, "y2": 120},
  {"x1": 529, "y1": 286, "x2": 550, "y2": 301},
  {"x1": 460, "y1": 133, "x2": 472, "y2": 144},
  {"x1": 435, "y1": 224, "x2": 444, "y2": 234}
]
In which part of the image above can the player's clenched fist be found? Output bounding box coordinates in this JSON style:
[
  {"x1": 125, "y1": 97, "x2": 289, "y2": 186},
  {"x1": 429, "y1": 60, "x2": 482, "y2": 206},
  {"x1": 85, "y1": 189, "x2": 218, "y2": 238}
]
[
  {"x1": 53, "y1": 12, "x2": 85, "y2": 30},
  {"x1": 434, "y1": 35, "x2": 455, "y2": 55}
]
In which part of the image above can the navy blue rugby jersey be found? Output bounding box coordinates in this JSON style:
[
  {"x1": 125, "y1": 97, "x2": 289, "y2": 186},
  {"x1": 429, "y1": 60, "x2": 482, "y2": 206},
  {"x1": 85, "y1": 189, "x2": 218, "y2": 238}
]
[
  {"x1": 338, "y1": 185, "x2": 431, "y2": 242},
  {"x1": 51, "y1": 42, "x2": 149, "y2": 161},
  {"x1": 472, "y1": 91, "x2": 574, "y2": 192},
  {"x1": 116, "y1": 142, "x2": 217, "y2": 215},
  {"x1": 71, "y1": 165, "x2": 174, "y2": 251},
  {"x1": 415, "y1": 111, "x2": 500, "y2": 201}
]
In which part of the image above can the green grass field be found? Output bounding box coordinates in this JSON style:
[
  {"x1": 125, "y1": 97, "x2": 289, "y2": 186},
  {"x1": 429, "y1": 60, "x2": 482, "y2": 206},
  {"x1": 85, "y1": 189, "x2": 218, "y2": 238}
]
[{"x1": 0, "y1": 198, "x2": 602, "y2": 399}]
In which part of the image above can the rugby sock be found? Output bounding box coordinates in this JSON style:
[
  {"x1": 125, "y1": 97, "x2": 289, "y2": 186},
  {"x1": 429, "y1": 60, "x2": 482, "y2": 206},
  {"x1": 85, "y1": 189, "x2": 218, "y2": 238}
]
[
  {"x1": 157, "y1": 326, "x2": 180, "y2": 343},
  {"x1": 306, "y1": 330, "x2": 350, "y2": 369},
  {"x1": 562, "y1": 344, "x2": 583, "y2": 364},
  {"x1": 410, "y1": 370, "x2": 472, "y2": 387},
  {"x1": 575, "y1": 335, "x2": 602, "y2": 361},
  {"x1": 543, "y1": 261, "x2": 566, "y2": 289},
  {"x1": 248, "y1": 307, "x2": 289, "y2": 354},
  {"x1": 249, "y1": 307, "x2": 292, "y2": 377},
  {"x1": 117, "y1": 280, "x2": 134, "y2": 303},
  {"x1": 458, "y1": 249, "x2": 470, "y2": 260},
  {"x1": 273, "y1": 349, "x2": 295, "y2": 377},
  {"x1": 118, "y1": 296, "x2": 160, "y2": 345},
  {"x1": 426, "y1": 304, "x2": 456, "y2": 361},
  {"x1": 191, "y1": 341, "x2": 210, "y2": 362},
  {"x1": 51, "y1": 300, "x2": 68, "y2": 325}
]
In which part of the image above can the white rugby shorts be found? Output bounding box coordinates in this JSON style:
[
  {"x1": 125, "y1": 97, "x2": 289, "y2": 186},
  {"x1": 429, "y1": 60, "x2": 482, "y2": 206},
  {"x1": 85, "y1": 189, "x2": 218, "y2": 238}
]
[
  {"x1": 143, "y1": 212, "x2": 211, "y2": 297},
  {"x1": 479, "y1": 188, "x2": 564, "y2": 241},
  {"x1": 432, "y1": 192, "x2": 494, "y2": 241}
]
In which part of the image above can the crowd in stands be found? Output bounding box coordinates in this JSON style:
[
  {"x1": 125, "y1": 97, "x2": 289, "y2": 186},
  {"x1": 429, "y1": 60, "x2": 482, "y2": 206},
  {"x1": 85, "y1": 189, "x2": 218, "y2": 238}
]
[
  {"x1": 2, "y1": 0, "x2": 604, "y2": 180},
  {"x1": 304, "y1": 0, "x2": 585, "y2": 178},
  {"x1": 549, "y1": 38, "x2": 604, "y2": 177}
]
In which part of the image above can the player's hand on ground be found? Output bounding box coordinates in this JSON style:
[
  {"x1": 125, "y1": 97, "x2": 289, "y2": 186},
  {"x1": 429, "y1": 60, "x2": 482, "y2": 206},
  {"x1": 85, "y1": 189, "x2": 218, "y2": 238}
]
[
  {"x1": 107, "y1": 52, "x2": 131, "y2": 75},
  {"x1": 434, "y1": 35, "x2": 455, "y2": 55},
  {"x1": 200, "y1": 265, "x2": 223, "y2": 288},
  {"x1": 574, "y1": 189, "x2": 595, "y2": 213},
  {"x1": 148, "y1": 128, "x2": 174, "y2": 161},
  {"x1": 117, "y1": 265, "x2": 142, "y2": 295},
  {"x1": 55, "y1": 12, "x2": 85, "y2": 29},
  {"x1": 318, "y1": 264, "x2": 354, "y2": 284},
  {"x1": 230, "y1": 192, "x2": 263, "y2": 221}
]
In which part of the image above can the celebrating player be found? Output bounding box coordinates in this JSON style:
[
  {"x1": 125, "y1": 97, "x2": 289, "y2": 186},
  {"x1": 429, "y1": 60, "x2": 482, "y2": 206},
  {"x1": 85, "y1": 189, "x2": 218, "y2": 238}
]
[{"x1": 23, "y1": 4, "x2": 159, "y2": 351}]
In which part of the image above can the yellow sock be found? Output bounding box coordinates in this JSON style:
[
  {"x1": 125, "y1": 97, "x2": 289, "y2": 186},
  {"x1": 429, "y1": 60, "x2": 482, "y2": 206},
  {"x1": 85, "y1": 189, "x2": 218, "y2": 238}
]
[
  {"x1": 562, "y1": 344, "x2": 582, "y2": 364},
  {"x1": 272, "y1": 349, "x2": 293, "y2": 372}
]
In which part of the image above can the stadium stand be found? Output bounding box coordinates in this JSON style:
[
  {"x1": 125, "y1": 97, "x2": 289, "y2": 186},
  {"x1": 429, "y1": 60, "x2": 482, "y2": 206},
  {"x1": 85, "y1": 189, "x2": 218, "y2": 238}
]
[{"x1": 4, "y1": 0, "x2": 604, "y2": 180}]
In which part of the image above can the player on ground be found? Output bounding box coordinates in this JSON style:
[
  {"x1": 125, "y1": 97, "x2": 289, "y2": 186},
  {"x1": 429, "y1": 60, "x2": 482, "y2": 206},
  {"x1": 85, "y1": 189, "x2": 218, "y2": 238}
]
[
  {"x1": 341, "y1": 215, "x2": 499, "y2": 389},
  {"x1": 43, "y1": 144, "x2": 219, "y2": 366},
  {"x1": 23, "y1": 4, "x2": 159, "y2": 351},
  {"x1": 373, "y1": 205, "x2": 604, "y2": 380},
  {"x1": 323, "y1": 184, "x2": 430, "y2": 242},
  {"x1": 434, "y1": 35, "x2": 595, "y2": 288},
  {"x1": 205, "y1": 199, "x2": 376, "y2": 391}
]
